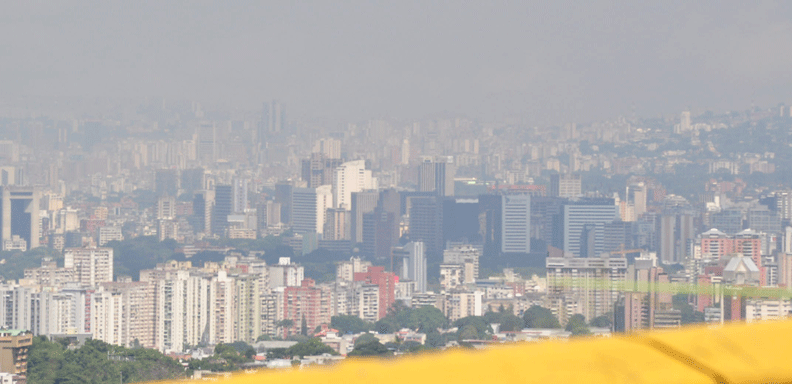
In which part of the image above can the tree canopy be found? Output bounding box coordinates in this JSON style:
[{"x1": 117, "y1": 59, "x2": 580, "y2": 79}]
[
  {"x1": 28, "y1": 337, "x2": 185, "y2": 384},
  {"x1": 374, "y1": 304, "x2": 448, "y2": 334},
  {"x1": 453, "y1": 317, "x2": 492, "y2": 341},
  {"x1": 108, "y1": 236, "x2": 179, "y2": 280},
  {"x1": 483, "y1": 308, "x2": 524, "y2": 332},
  {"x1": 564, "y1": 314, "x2": 591, "y2": 336},
  {"x1": 523, "y1": 305, "x2": 561, "y2": 329},
  {"x1": 348, "y1": 339, "x2": 392, "y2": 358},
  {"x1": 589, "y1": 314, "x2": 612, "y2": 328},
  {"x1": 0, "y1": 247, "x2": 62, "y2": 281},
  {"x1": 353, "y1": 333, "x2": 379, "y2": 347},
  {"x1": 284, "y1": 338, "x2": 338, "y2": 358},
  {"x1": 331, "y1": 315, "x2": 372, "y2": 335}
]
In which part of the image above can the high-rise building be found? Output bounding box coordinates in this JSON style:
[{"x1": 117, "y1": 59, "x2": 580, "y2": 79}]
[
  {"x1": 501, "y1": 194, "x2": 531, "y2": 254},
  {"x1": 292, "y1": 185, "x2": 333, "y2": 235},
  {"x1": 333, "y1": 160, "x2": 375, "y2": 210},
  {"x1": 197, "y1": 122, "x2": 216, "y2": 165},
  {"x1": 323, "y1": 208, "x2": 349, "y2": 241},
  {"x1": 192, "y1": 190, "x2": 214, "y2": 235},
  {"x1": 748, "y1": 206, "x2": 781, "y2": 234},
  {"x1": 313, "y1": 138, "x2": 342, "y2": 159},
  {"x1": 620, "y1": 258, "x2": 680, "y2": 332},
  {"x1": 64, "y1": 247, "x2": 114, "y2": 286},
  {"x1": 444, "y1": 291, "x2": 484, "y2": 322},
  {"x1": 180, "y1": 168, "x2": 205, "y2": 195},
  {"x1": 443, "y1": 244, "x2": 481, "y2": 282},
  {"x1": 336, "y1": 257, "x2": 371, "y2": 283},
  {"x1": 478, "y1": 194, "x2": 503, "y2": 258},
  {"x1": 274, "y1": 182, "x2": 293, "y2": 225},
  {"x1": 679, "y1": 110, "x2": 692, "y2": 133},
  {"x1": 157, "y1": 220, "x2": 179, "y2": 242},
  {"x1": 531, "y1": 196, "x2": 567, "y2": 246},
  {"x1": 212, "y1": 185, "x2": 233, "y2": 236},
  {"x1": 0, "y1": 187, "x2": 40, "y2": 251},
  {"x1": 547, "y1": 253, "x2": 627, "y2": 324},
  {"x1": 282, "y1": 279, "x2": 333, "y2": 337},
  {"x1": 626, "y1": 182, "x2": 647, "y2": 218},
  {"x1": 774, "y1": 191, "x2": 792, "y2": 221},
  {"x1": 659, "y1": 214, "x2": 695, "y2": 264},
  {"x1": 156, "y1": 195, "x2": 176, "y2": 220},
  {"x1": 394, "y1": 242, "x2": 427, "y2": 293},
  {"x1": 301, "y1": 153, "x2": 343, "y2": 188},
  {"x1": 561, "y1": 199, "x2": 618, "y2": 258},
  {"x1": 378, "y1": 189, "x2": 401, "y2": 217},
  {"x1": 550, "y1": 174, "x2": 582, "y2": 198},
  {"x1": 233, "y1": 274, "x2": 263, "y2": 343},
  {"x1": 98, "y1": 226, "x2": 123, "y2": 246},
  {"x1": 419, "y1": 156, "x2": 455, "y2": 197},
  {"x1": 440, "y1": 263, "x2": 465, "y2": 290},
  {"x1": 709, "y1": 208, "x2": 743, "y2": 234},
  {"x1": 698, "y1": 229, "x2": 762, "y2": 268},
  {"x1": 354, "y1": 266, "x2": 396, "y2": 320},
  {"x1": 92, "y1": 281, "x2": 155, "y2": 348},
  {"x1": 155, "y1": 169, "x2": 179, "y2": 197},
  {"x1": 140, "y1": 267, "x2": 212, "y2": 353},
  {"x1": 408, "y1": 196, "x2": 444, "y2": 259},
  {"x1": 257, "y1": 200, "x2": 282, "y2": 229},
  {"x1": 268, "y1": 257, "x2": 305, "y2": 288},
  {"x1": 351, "y1": 191, "x2": 379, "y2": 244},
  {"x1": 232, "y1": 178, "x2": 249, "y2": 213},
  {"x1": 211, "y1": 271, "x2": 235, "y2": 346},
  {"x1": 442, "y1": 198, "x2": 481, "y2": 245},
  {"x1": 362, "y1": 210, "x2": 398, "y2": 261},
  {"x1": 263, "y1": 100, "x2": 284, "y2": 134},
  {"x1": 0, "y1": 167, "x2": 15, "y2": 187}
]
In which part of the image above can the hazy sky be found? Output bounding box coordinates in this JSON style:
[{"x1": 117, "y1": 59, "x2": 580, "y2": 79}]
[{"x1": 1, "y1": 1, "x2": 791, "y2": 124}]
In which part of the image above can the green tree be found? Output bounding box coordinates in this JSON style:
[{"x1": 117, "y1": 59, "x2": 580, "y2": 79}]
[
  {"x1": 374, "y1": 317, "x2": 400, "y2": 334},
  {"x1": 108, "y1": 236, "x2": 179, "y2": 280},
  {"x1": 0, "y1": 247, "x2": 62, "y2": 281},
  {"x1": 565, "y1": 314, "x2": 591, "y2": 336},
  {"x1": 266, "y1": 348, "x2": 288, "y2": 360},
  {"x1": 27, "y1": 336, "x2": 64, "y2": 384},
  {"x1": 484, "y1": 310, "x2": 524, "y2": 332},
  {"x1": 589, "y1": 314, "x2": 612, "y2": 328},
  {"x1": 354, "y1": 333, "x2": 379, "y2": 346},
  {"x1": 373, "y1": 303, "x2": 448, "y2": 334},
  {"x1": 453, "y1": 317, "x2": 492, "y2": 341},
  {"x1": 425, "y1": 330, "x2": 454, "y2": 349},
  {"x1": 331, "y1": 315, "x2": 372, "y2": 334},
  {"x1": 28, "y1": 338, "x2": 184, "y2": 383},
  {"x1": 458, "y1": 325, "x2": 479, "y2": 341},
  {"x1": 498, "y1": 313, "x2": 524, "y2": 332},
  {"x1": 348, "y1": 340, "x2": 392, "y2": 357},
  {"x1": 284, "y1": 338, "x2": 338, "y2": 358},
  {"x1": 523, "y1": 305, "x2": 561, "y2": 329},
  {"x1": 301, "y1": 315, "x2": 308, "y2": 336},
  {"x1": 405, "y1": 306, "x2": 448, "y2": 332}
]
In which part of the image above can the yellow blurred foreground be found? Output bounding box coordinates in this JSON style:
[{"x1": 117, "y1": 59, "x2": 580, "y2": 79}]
[{"x1": 165, "y1": 320, "x2": 792, "y2": 384}]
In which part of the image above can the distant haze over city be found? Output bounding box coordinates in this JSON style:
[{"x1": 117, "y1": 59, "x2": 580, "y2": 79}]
[{"x1": 2, "y1": 1, "x2": 792, "y2": 124}]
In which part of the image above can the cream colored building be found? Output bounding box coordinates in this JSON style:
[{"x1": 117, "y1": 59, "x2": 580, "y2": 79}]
[
  {"x1": 92, "y1": 282, "x2": 155, "y2": 348},
  {"x1": 64, "y1": 247, "x2": 114, "y2": 287}
]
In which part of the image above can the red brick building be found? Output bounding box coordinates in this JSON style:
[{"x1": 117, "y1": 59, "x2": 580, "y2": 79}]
[
  {"x1": 282, "y1": 279, "x2": 333, "y2": 338},
  {"x1": 354, "y1": 266, "x2": 397, "y2": 320}
]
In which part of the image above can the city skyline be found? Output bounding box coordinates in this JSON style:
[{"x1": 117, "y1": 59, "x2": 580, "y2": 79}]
[
  {"x1": 2, "y1": 2, "x2": 792, "y2": 381},
  {"x1": 2, "y1": 2, "x2": 792, "y2": 125}
]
